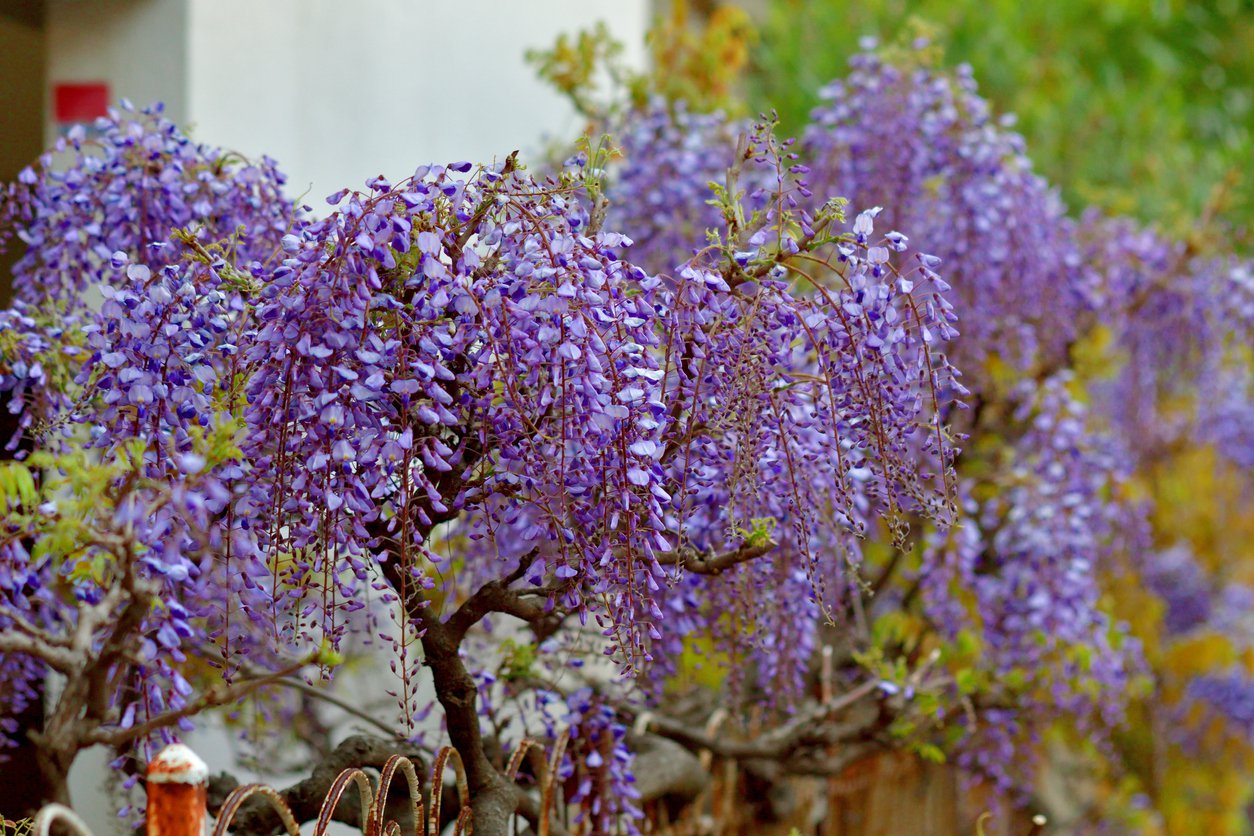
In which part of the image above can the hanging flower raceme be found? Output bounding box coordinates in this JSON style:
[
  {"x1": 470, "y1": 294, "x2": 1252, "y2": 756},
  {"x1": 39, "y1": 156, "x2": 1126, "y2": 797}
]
[
  {"x1": 921, "y1": 373, "x2": 1147, "y2": 791},
  {"x1": 1082, "y1": 213, "x2": 1254, "y2": 471},
  {"x1": 532, "y1": 687, "x2": 641, "y2": 836},
  {"x1": 599, "y1": 98, "x2": 773, "y2": 275},
  {"x1": 582, "y1": 117, "x2": 965, "y2": 701},
  {"x1": 0, "y1": 107, "x2": 300, "y2": 756},
  {"x1": 0, "y1": 304, "x2": 88, "y2": 453},
  {"x1": 227, "y1": 158, "x2": 679, "y2": 669},
  {"x1": 801, "y1": 44, "x2": 1096, "y2": 380}
]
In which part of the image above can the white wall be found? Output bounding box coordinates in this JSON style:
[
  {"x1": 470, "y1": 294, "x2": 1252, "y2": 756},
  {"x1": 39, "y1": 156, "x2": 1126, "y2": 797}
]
[
  {"x1": 47, "y1": 0, "x2": 649, "y2": 205},
  {"x1": 186, "y1": 0, "x2": 649, "y2": 205}
]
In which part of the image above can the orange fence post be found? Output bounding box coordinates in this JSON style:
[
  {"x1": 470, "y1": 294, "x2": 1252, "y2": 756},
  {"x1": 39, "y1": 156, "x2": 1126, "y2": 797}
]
[{"x1": 146, "y1": 744, "x2": 208, "y2": 836}]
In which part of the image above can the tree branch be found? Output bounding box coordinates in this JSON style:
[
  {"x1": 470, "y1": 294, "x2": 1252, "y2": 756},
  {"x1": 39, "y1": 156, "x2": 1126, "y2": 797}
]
[
  {"x1": 654, "y1": 541, "x2": 774, "y2": 575},
  {"x1": 444, "y1": 550, "x2": 544, "y2": 642},
  {"x1": 0, "y1": 630, "x2": 80, "y2": 673},
  {"x1": 271, "y1": 676, "x2": 409, "y2": 743},
  {"x1": 411, "y1": 608, "x2": 519, "y2": 833},
  {"x1": 513, "y1": 785, "x2": 570, "y2": 836},
  {"x1": 83, "y1": 658, "x2": 311, "y2": 748},
  {"x1": 634, "y1": 678, "x2": 881, "y2": 765}
]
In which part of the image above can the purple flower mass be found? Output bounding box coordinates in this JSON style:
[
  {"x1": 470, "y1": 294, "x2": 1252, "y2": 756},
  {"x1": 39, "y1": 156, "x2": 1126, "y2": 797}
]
[{"x1": 0, "y1": 91, "x2": 962, "y2": 806}]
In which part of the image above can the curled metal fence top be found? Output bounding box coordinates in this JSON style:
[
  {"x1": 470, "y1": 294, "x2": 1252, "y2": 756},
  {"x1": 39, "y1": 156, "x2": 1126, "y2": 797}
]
[
  {"x1": 212, "y1": 749, "x2": 462, "y2": 836},
  {"x1": 27, "y1": 738, "x2": 570, "y2": 836}
]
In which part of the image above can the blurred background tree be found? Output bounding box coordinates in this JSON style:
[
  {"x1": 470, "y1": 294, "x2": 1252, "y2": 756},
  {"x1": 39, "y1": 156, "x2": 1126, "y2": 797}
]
[{"x1": 743, "y1": 0, "x2": 1254, "y2": 246}]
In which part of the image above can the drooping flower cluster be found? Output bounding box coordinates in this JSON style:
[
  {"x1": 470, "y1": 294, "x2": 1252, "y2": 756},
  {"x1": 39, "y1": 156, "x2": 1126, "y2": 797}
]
[
  {"x1": 594, "y1": 45, "x2": 1150, "y2": 755},
  {"x1": 0, "y1": 110, "x2": 269, "y2": 748},
  {"x1": 801, "y1": 45, "x2": 1096, "y2": 379},
  {"x1": 541, "y1": 687, "x2": 641, "y2": 835},
  {"x1": 576, "y1": 115, "x2": 963, "y2": 701},
  {"x1": 1141, "y1": 545, "x2": 1219, "y2": 638},
  {"x1": 567, "y1": 44, "x2": 1172, "y2": 803},
  {"x1": 1187, "y1": 673, "x2": 1254, "y2": 740},
  {"x1": 599, "y1": 99, "x2": 772, "y2": 275},
  {"x1": 0, "y1": 102, "x2": 301, "y2": 758},
  {"x1": 1136, "y1": 543, "x2": 1254, "y2": 750},
  {"x1": 0, "y1": 306, "x2": 81, "y2": 452},
  {"x1": 2, "y1": 101, "x2": 296, "y2": 310},
  {"x1": 1081, "y1": 213, "x2": 1254, "y2": 471},
  {"x1": 935, "y1": 376, "x2": 1142, "y2": 680},
  {"x1": 918, "y1": 373, "x2": 1147, "y2": 798}
]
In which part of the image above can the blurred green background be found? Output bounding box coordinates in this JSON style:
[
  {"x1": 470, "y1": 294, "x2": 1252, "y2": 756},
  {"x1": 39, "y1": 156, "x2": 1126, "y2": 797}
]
[{"x1": 744, "y1": 0, "x2": 1254, "y2": 246}]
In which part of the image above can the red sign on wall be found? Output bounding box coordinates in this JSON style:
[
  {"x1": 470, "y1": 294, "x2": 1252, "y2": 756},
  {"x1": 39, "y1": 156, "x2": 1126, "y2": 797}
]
[{"x1": 53, "y1": 82, "x2": 110, "y2": 123}]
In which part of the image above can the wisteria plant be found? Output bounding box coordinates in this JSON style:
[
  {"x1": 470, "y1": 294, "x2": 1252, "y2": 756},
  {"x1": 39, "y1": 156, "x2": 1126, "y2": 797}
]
[{"x1": 1, "y1": 27, "x2": 1250, "y2": 835}]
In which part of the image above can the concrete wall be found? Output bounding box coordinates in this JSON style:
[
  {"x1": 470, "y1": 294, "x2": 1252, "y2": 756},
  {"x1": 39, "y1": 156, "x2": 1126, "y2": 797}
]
[
  {"x1": 46, "y1": 0, "x2": 190, "y2": 135},
  {"x1": 43, "y1": 0, "x2": 648, "y2": 205},
  {"x1": 185, "y1": 0, "x2": 648, "y2": 203}
]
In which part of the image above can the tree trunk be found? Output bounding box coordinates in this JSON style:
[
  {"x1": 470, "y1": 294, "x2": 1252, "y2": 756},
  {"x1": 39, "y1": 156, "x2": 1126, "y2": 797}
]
[{"x1": 419, "y1": 619, "x2": 517, "y2": 834}]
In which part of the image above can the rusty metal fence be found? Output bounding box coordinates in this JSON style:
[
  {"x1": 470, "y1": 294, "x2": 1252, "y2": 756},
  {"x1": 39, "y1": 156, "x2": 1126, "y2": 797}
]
[
  {"x1": 15, "y1": 739, "x2": 1051, "y2": 836},
  {"x1": 25, "y1": 736, "x2": 575, "y2": 836}
]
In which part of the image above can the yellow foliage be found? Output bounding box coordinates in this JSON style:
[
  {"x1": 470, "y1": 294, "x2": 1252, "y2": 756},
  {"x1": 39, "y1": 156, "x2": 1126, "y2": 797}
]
[
  {"x1": 1069, "y1": 323, "x2": 1120, "y2": 383},
  {"x1": 1143, "y1": 445, "x2": 1254, "y2": 576},
  {"x1": 645, "y1": 0, "x2": 757, "y2": 112},
  {"x1": 1164, "y1": 633, "x2": 1239, "y2": 678}
]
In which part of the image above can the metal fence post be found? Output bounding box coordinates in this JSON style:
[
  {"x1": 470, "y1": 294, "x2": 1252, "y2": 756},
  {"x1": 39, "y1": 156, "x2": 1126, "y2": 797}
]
[{"x1": 146, "y1": 744, "x2": 208, "y2": 836}]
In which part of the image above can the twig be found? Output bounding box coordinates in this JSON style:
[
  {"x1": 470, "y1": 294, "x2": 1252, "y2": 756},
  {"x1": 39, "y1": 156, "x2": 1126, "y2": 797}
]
[
  {"x1": 84, "y1": 658, "x2": 311, "y2": 747},
  {"x1": 633, "y1": 679, "x2": 881, "y2": 765},
  {"x1": 273, "y1": 676, "x2": 408, "y2": 742}
]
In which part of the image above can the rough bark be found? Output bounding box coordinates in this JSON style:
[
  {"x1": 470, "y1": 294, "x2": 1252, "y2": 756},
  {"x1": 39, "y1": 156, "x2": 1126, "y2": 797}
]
[
  {"x1": 416, "y1": 613, "x2": 517, "y2": 834},
  {"x1": 628, "y1": 733, "x2": 709, "y2": 806}
]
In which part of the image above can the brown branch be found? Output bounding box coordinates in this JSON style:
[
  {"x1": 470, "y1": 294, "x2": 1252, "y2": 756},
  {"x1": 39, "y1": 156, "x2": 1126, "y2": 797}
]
[
  {"x1": 411, "y1": 608, "x2": 519, "y2": 833},
  {"x1": 377, "y1": 528, "x2": 519, "y2": 831},
  {"x1": 654, "y1": 541, "x2": 774, "y2": 575},
  {"x1": 0, "y1": 631, "x2": 80, "y2": 673},
  {"x1": 83, "y1": 551, "x2": 157, "y2": 724},
  {"x1": 627, "y1": 734, "x2": 710, "y2": 804},
  {"x1": 83, "y1": 658, "x2": 311, "y2": 748},
  {"x1": 444, "y1": 550, "x2": 544, "y2": 642},
  {"x1": 272, "y1": 676, "x2": 408, "y2": 742},
  {"x1": 635, "y1": 678, "x2": 881, "y2": 765},
  {"x1": 868, "y1": 547, "x2": 906, "y2": 598},
  {"x1": 513, "y1": 785, "x2": 570, "y2": 836},
  {"x1": 781, "y1": 742, "x2": 878, "y2": 777}
]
